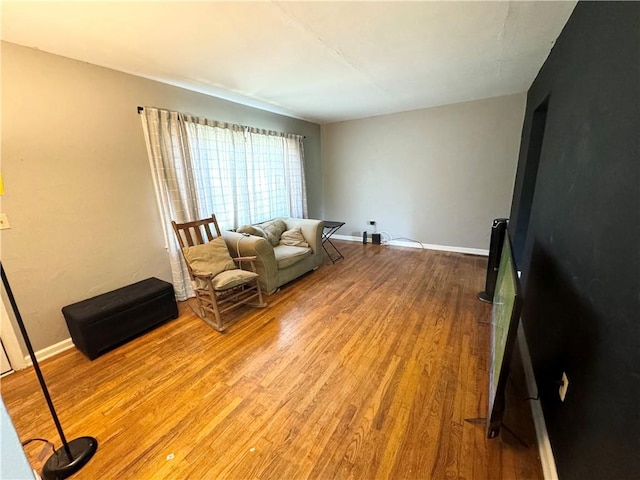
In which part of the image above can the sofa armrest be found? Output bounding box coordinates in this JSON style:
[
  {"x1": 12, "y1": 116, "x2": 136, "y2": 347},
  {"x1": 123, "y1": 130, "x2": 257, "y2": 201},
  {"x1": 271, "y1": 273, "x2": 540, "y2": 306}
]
[
  {"x1": 284, "y1": 218, "x2": 324, "y2": 254},
  {"x1": 222, "y1": 231, "x2": 279, "y2": 294}
]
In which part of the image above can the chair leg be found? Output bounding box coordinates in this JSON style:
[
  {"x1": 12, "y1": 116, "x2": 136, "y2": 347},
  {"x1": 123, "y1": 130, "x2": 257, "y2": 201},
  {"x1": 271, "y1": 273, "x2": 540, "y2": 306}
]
[
  {"x1": 211, "y1": 300, "x2": 225, "y2": 332},
  {"x1": 193, "y1": 279, "x2": 265, "y2": 332},
  {"x1": 192, "y1": 283, "x2": 227, "y2": 332},
  {"x1": 255, "y1": 280, "x2": 266, "y2": 308},
  {"x1": 205, "y1": 278, "x2": 225, "y2": 332},
  {"x1": 195, "y1": 304, "x2": 225, "y2": 332},
  {"x1": 192, "y1": 294, "x2": 209, "y2": 321}
]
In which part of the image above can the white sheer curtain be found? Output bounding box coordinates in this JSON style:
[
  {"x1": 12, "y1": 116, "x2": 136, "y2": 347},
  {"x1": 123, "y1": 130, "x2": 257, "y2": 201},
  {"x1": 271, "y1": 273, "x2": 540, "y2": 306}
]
[
  {"x1": 182, "y1": 117, "x2": 307, "y2": 228},
  {"x1": 140, "y1": 107, "x2": 307, "y2": 300},
  {"x1": 140, "y1": 108, "x2": 197, "y2": 300},
  {"x1": 244, "y1": 128, "x2": 307, "y2": 221}
]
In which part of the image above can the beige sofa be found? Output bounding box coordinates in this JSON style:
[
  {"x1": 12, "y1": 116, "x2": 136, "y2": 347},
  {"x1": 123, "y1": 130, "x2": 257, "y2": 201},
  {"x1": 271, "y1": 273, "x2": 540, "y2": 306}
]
[{"x1": 222, "y1": 218, "x2": 324, "y2": 294}]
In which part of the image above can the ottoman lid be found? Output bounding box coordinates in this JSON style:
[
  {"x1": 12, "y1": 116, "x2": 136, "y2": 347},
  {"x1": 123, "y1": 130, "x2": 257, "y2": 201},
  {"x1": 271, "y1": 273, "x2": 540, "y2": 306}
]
[{"x1": 62, "y1": 277, "x2": 174, "y2": 322}]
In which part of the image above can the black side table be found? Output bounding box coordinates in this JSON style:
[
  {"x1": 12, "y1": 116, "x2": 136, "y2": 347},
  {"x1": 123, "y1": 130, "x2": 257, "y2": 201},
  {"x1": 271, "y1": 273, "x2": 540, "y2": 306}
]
[{"x1": 322, "y1": 221, "x2": 345, "y2": 263}]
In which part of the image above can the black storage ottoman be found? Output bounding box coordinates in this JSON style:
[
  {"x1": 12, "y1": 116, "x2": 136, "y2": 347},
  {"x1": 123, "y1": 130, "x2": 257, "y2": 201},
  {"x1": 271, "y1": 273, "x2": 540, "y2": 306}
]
[{"x1": 62, "y1": 277, "x2": 178, "y2": 360}]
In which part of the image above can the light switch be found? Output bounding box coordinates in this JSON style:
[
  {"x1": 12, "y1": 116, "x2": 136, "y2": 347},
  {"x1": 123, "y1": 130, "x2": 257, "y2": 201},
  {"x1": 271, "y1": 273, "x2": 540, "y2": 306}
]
[{"x1": 0, "y1": 213, "x2": 11, "y2": 230}]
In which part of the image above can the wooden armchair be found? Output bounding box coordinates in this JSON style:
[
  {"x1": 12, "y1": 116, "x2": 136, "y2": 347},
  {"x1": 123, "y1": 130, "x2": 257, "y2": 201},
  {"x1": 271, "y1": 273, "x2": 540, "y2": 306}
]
[{"x1": 171, "y1": 214, "x2": 266, "y2": 331}]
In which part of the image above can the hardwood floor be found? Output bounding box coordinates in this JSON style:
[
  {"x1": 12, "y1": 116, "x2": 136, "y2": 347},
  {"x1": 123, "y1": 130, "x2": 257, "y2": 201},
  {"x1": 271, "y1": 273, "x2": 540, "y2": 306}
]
[{"x1": 2, "y1": 241, "x2": 542, "y2": 479}]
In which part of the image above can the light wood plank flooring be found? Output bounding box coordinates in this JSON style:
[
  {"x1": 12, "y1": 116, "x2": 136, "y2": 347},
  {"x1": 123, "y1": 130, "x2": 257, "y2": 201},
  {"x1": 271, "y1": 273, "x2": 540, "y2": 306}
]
[{"x1": 2, "y1": 241, "x2": 542, "y2": 479}]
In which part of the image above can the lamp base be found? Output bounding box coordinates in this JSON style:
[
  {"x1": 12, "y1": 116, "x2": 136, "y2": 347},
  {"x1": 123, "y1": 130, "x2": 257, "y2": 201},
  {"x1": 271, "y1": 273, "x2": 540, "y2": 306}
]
[
  {"x1": 477, "y1": 291, "x2": 493, "y2": 304},
  {"x1": 41, "y1": 436, "x2": 98, "y2": 480}
]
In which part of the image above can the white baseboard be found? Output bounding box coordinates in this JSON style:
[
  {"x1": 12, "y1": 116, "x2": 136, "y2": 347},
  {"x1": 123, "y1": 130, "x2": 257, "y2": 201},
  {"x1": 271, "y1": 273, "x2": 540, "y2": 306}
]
[
  {"x1": 24, "y1": 338, "x2": 75, "y2": 367},
  {"x1": 331, "y1": 234, "x2": 489, "y2": 256},
  {"x1": 517, "y1": 325, "x2": 559, "y2": 480}
]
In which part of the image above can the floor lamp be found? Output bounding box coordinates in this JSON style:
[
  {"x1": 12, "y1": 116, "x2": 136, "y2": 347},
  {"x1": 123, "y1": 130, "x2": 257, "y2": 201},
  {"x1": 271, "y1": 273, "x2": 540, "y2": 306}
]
[{"x1": 1, "y1": 262, "x2": 97, "y2": 479}]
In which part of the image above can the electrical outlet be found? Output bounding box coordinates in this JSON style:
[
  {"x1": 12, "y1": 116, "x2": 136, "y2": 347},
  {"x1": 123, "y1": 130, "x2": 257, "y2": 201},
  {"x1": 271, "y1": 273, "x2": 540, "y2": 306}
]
[
  {"x1": 0, "y1": 213, "x2": 10, "y2": 230},
  {"x1": 559, "y1": 372, "x2": 569, "y2": 402}
]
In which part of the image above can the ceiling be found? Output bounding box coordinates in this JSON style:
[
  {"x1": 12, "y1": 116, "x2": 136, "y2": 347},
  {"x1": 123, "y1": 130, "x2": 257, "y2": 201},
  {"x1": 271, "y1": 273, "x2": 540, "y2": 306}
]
[{"x1": 1, "y1": 1, "x2": 576, "y2": 124}]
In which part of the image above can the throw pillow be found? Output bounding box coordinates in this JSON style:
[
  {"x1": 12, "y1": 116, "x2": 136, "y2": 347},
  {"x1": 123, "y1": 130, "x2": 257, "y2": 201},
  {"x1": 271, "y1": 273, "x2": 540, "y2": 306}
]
[
  {"x1": 261, "y1": 219, "x2": 287, "y2": 247},
  {"x1": 279, "y1": 227, "x2": 309, "y2": 248},
  {"x1": 182, "y1": 237, "x2": 236, "y2": 278}
]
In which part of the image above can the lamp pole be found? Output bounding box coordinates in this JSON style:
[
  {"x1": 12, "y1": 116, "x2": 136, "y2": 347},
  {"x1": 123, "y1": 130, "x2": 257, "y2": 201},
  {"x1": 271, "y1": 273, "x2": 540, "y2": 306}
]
[{"x1": 1, "y1": 262, "x2": 97, "y2": 479}]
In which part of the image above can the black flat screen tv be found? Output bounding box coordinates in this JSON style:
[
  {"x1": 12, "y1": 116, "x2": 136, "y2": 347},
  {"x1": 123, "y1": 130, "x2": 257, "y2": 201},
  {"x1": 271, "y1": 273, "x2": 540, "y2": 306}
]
[{"x1": 487, "y1": 232, "x2": 523, "y2": 438}]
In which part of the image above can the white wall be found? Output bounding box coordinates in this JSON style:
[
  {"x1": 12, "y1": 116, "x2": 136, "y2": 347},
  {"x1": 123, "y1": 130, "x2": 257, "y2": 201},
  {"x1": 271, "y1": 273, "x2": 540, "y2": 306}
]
[
  {"x1": 1, "y1": 42, "x2": 321, "y2": 352},
  {"x1": 321, "y1": 93, "x2": 526, "y2": 250}
]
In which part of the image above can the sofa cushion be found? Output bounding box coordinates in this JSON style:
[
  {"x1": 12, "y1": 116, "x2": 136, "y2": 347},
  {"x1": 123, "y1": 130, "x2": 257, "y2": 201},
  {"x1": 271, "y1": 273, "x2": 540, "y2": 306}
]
[
  {"x1": 182, "y1": 238, "x2": 236, "y2": 278},
  {"x1": 279, "y1": 227, "x2": 309, "y2": 248},
  {"x1": 211, "y1": 269, "x2": 259, "y2": 291},
  {"x1": 273, "y1": 245, "x2": 312, "y2": 269}
]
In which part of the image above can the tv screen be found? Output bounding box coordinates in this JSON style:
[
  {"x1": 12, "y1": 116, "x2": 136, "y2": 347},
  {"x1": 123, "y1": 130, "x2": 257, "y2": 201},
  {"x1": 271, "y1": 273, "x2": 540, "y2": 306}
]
[{"x1": 487, "y1": 232, "x2": 523, "y2": 438}]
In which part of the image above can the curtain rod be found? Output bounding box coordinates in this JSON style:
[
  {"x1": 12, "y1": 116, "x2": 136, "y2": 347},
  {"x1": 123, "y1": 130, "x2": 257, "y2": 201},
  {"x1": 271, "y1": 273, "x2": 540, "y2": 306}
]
[{"x1": 136, "y1": 106, "x2": 306, "y2": 138}]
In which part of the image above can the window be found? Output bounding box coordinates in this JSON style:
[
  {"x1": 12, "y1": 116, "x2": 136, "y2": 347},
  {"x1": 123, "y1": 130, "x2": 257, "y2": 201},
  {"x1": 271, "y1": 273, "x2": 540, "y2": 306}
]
[
  {"x1": 140, "y1": 106, "x2": 307, "y2": 299},
  {"x1": 183, "y1": 115, "x2": 307, "y2": 229}
]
